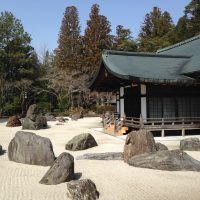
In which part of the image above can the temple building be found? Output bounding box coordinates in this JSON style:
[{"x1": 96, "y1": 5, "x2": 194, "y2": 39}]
[{"x1": 90, "y1": 35, "x2": 200, "y2": 136}]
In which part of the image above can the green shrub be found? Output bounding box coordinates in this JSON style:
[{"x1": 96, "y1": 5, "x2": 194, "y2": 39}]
[
  {"x1": 3, "y1": 96, "x2": 21, "y2": 116},
  {"x1": 57, "y1": 92, "x2": 70, "y2": 112},
  {"x1": 37, "y1": 102, "x2": 52, "y2": 114}
]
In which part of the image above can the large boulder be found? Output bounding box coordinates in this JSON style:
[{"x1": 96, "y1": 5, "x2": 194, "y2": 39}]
[
  {"x1": 123, "y1": 130, "x2": 156, "y2": 163},
  {"x1": 8, "y1": 131, "x2": 55, "y2": 166},
  {"x1": 128, "y1": 150, "x2": 200, "y2": 171},
  {"x1": 6, "y1": 116, "x2": 22, "y2": 127},
  {"x1": 67, "y1": 179, "x2": 99, "y2": 200},
  {"x1": 65, "y1": 133, "x2": 98, "y2": 151},
  {"x1": 40, "y1": 152, "x2": 74, "y2": 185},
  {"x1": 180, "y1": 138, "x2": 200, "y2": 151},
  {"x1": 22, "y1": 104, "x2": 47, "y2": 130},
  {"x1": 155, "y1": 143, "x2": 168, "y2": 151}
]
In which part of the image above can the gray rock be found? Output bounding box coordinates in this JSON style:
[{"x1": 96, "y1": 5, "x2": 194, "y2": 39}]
[
  {"x1": 8, "y1": 131, "x2": 55, "y2": 166},
  {"x1": 155, "y1": 143, "x2": 168, "y2": 151},
  {"x1": 123, "y1": 130, "x2": 156, "y2": 163},
  {"x1": 26, "y1": 104, "x2": 40, "y2": 121},
  {"x1": 180, "y1": 138, "x2": 200, "y2": 151},
  {"x1": 40, "y1": 152, "x2": 74, "y2": 185},
  {"x1": 22, "y1": 116, "x2": 47, "y2": 130},
  {"x1": 36, "y1": 115, "x2": 47, "y2": 128},
  {"x1": 128, "y1": 150, "x2": 200, "y2": 171},
  {"x1": 65, "y1": 133, "x2": 98, "y2": 151},
  {"x1": 67, "y1": 179, "x2": 99, "y2": 200},
  {"x1": 22, "y1": 104, "x2": 47, "y2": 130},
  {"x1": 76, "y1": 152, "x2": 123, "y2": 160}
]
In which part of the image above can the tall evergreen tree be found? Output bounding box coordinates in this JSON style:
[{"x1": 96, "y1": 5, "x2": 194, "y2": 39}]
[
  {"x1": 83, "y1": 4, "x2": 112, "y2": 74},
  {"x1": 0, "y1": 11, "x2": 39, "y2": 115},
  {"x1": 172, "y1": 16, "x2": 190, "y2": 43},
  {"x1": 0, "y1": 11, "x2": 36, "y2": 81},
  {"x1": 185, "y1": 0, "x2": 200, "y2": 36},
  {"x1": 113, "y1": 25, "x2": 137, "y2": 51},
  {"x1": 138, "y1": 7, "x2": 174, "y2": 52},
  {"x1": 55, "y1": 6, "x2": 82, "y2": 71}
]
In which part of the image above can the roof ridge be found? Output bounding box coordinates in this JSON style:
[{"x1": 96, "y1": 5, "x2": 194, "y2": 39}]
[
  {"x1": 157, "y1": 34, "x2": 200, "y2": 53},
  {"x1": 103, "y1": 50, "x2": 191, "y2": 59}
]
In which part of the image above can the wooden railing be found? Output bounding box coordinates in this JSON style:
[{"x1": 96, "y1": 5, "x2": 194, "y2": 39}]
[
  {"x1": 102, "y1": 113, "x2": 200, "y2": 136},
  {"x1": 124, "y1": 117, "x2": 200, "y2": 129}
]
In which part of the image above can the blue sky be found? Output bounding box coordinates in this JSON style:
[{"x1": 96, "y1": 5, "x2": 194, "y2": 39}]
[{"x1": 0, "y1": 0, "x2": 190, "y2": 54}]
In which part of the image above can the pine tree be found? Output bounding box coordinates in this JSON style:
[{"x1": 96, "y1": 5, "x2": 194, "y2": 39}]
[
  {"x1": 83, "y1": 4, "x2": 112, "y2": 74},
  {"x1": 172, "y1": 16, "x2": 190, "y2": 43},
  {"x1": 113, "y1": 25, "x2": 137, "y2": 51},
  {"x1": 138, "y1": 7, "x2": 174, "y2": 52},
  {"x1": 0, "y1": 11, "x2": 39, "y2": 115},
  {"x1": 55, "y1": 6, "x2": 82, "y2": 71},
  {"x1": 0, "y1": 11, "x2": 36, "y2": 81},
  {"x1": 185, "y1": 0, "x2": 200, "y2": 36}
]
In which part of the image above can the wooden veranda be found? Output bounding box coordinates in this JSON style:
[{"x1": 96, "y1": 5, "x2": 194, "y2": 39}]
[{"x1": 103, "y1": 113, "x2": 200, "y2": 137}]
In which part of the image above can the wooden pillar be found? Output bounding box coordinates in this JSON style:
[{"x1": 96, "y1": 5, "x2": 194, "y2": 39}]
[
  {"x1": 119, "y1": 86, "x2": 125, "y2": 118},
  {"x1": 140, "y1": 84, "x2": 147, "y2": 121}
]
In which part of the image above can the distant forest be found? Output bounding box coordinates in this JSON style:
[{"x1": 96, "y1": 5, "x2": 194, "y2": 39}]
[{"x1": 0, "y1": 0, "x2": 200, "y2": 116}]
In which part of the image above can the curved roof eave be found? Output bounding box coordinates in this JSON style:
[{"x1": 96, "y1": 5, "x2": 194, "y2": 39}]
[{"x1": 102, "y1": 54, "x2": 195, "y2": 84}]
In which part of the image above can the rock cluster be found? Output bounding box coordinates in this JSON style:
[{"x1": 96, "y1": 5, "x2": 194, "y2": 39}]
[
  {"x1": 8, "y1": 131, "x2": 55, "y2": 166},
  {"x1": 65, "y1": 133, "x2": 98, "y2": 151},
  {"x1": 6, "y1": 116, "x2": 22, "y2": 127},
  {"x1": 22, "y1": 104, "x2": 47, "y2": 130},
  {"x1": 122, "y1": 130, "x2": 200, "y2": 171}
]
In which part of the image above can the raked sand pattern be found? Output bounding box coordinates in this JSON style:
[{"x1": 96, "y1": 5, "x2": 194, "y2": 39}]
[{"x1": 1, "y1": 117, "x2": 200, "y2": 200}]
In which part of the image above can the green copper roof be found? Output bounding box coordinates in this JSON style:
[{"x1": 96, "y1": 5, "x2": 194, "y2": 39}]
[
  {"x1": 90, "y1": 35, "x2": 200, "y2": 90},
  {"x1": 102, "y1": 50, "x2": 194, "y2": 84},
  {"x1": 157, "y1": 35, "x2": 200, "y2": 74}
]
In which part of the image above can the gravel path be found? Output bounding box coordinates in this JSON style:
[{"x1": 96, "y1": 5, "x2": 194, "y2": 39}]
[{"x1": 1, "y1": 117, "x2": 200, "y2": 200}]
